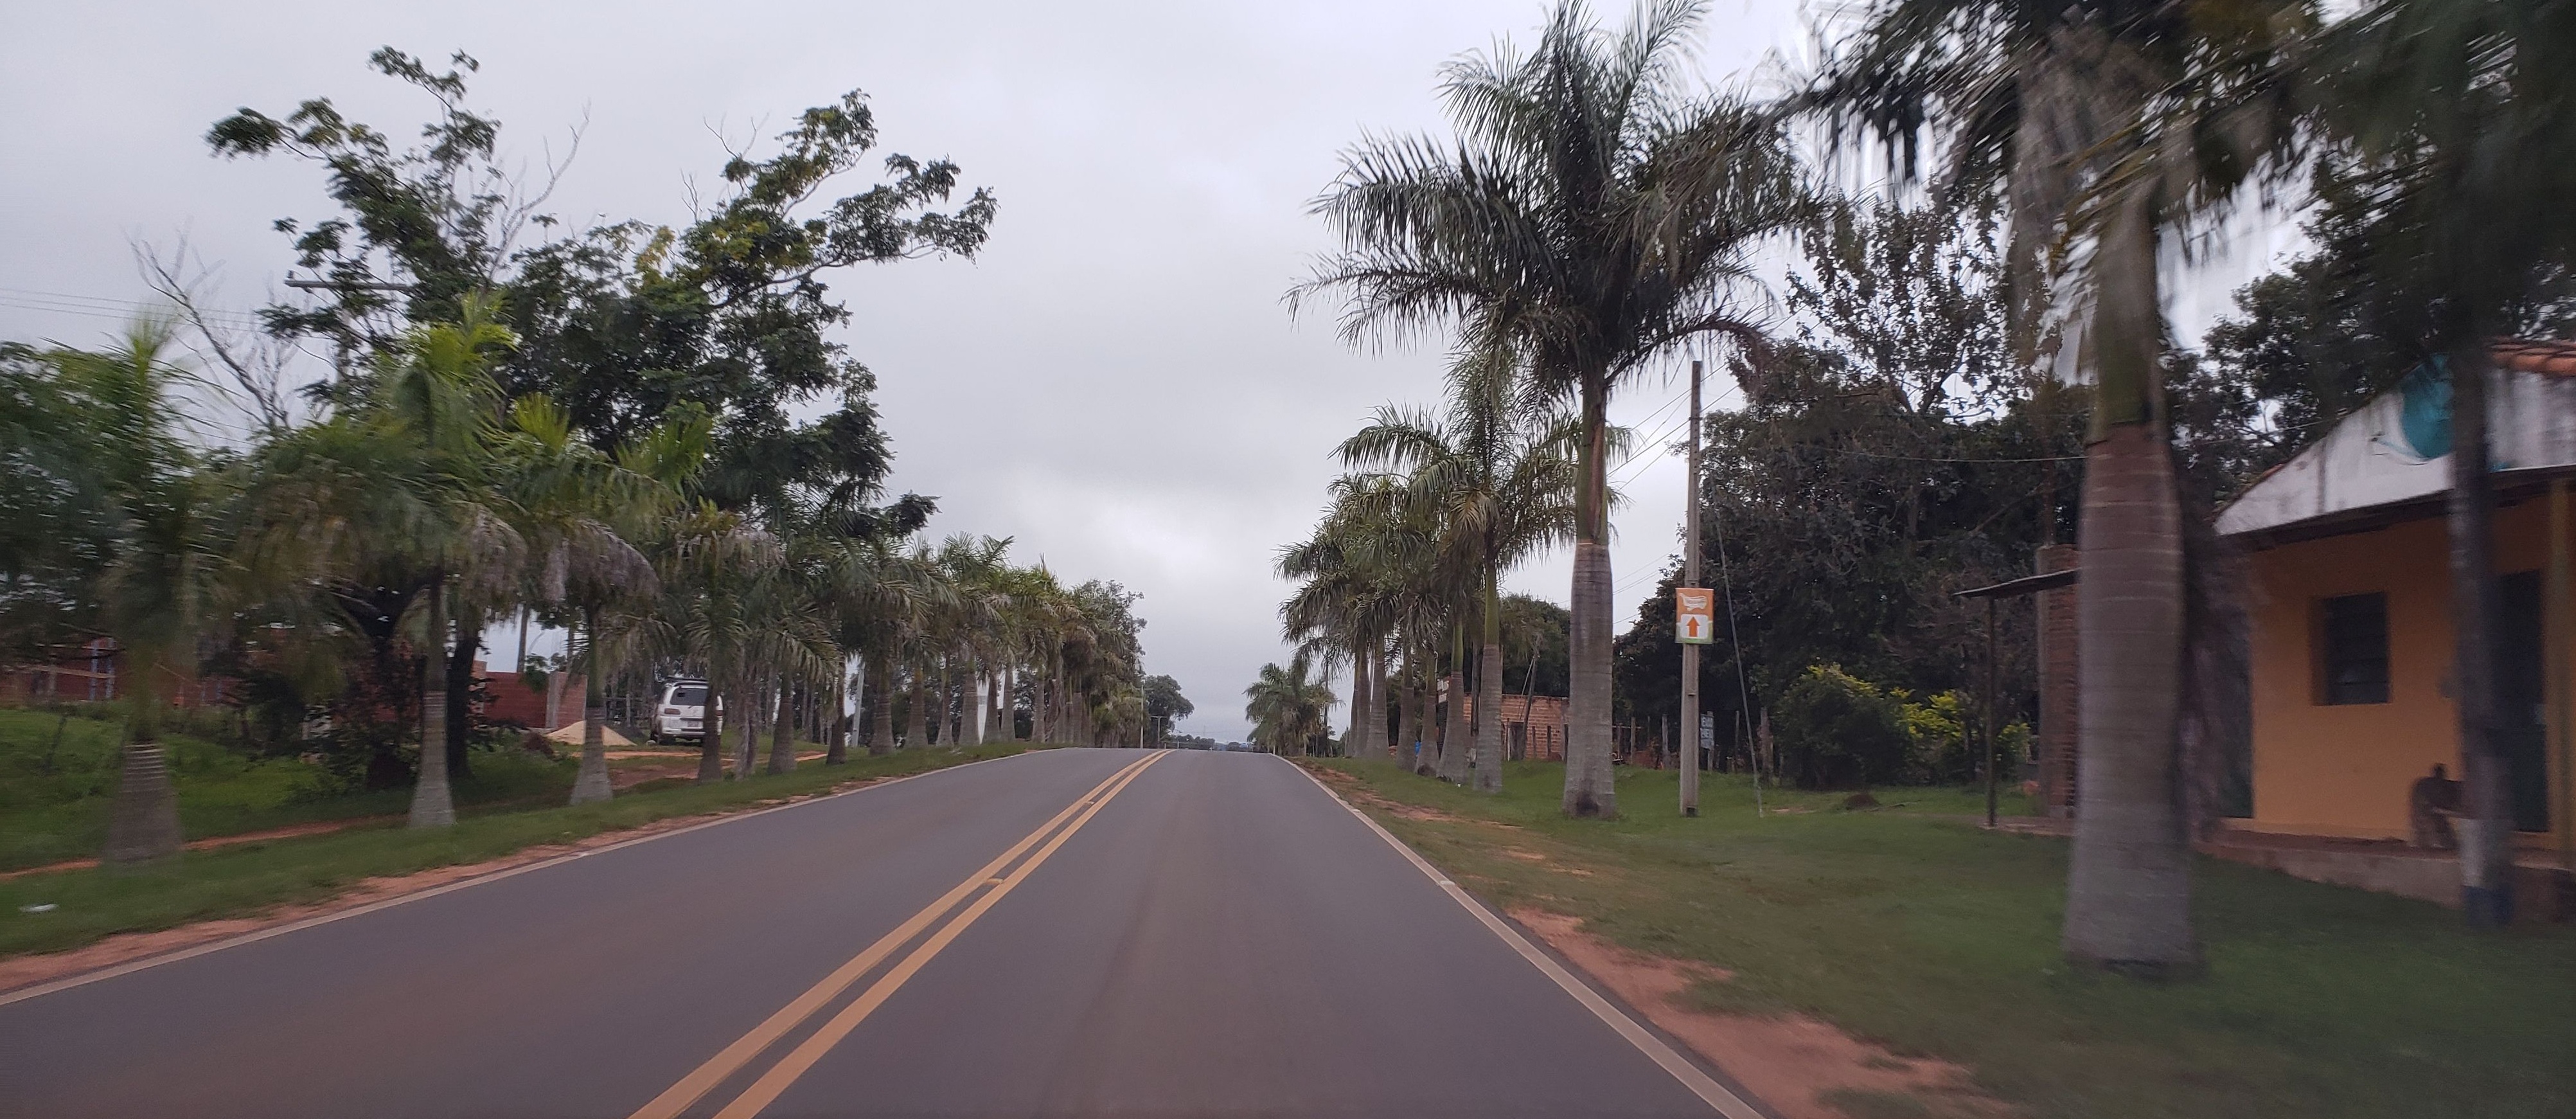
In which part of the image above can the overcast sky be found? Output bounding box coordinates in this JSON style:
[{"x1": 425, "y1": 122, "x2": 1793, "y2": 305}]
[{"x1": 1, "y1": 1, "x2": 2299, "y2": 740}]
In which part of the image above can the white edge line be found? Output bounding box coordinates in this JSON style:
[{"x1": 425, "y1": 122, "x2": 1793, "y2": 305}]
[
  {"x1": 1279, "y1": 757, "x2": 1770, "y2": 1119},
  {"x1": 0, "y1": 749, "x2": 1050, "y2": 1008}
]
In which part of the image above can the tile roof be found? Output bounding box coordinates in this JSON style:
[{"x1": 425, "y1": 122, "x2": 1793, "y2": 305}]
[{"x1": 2493, "y1": 338, "x2": 2576, "y2": 376}]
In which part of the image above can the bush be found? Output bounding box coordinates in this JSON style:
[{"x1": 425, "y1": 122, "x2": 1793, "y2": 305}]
[
  {"x1": 1899, "y1": 689, "x2": 1971, "y2": 783},
  {"x1": 1771, "y1": 665, "x2": 1912, "y2": 789}
]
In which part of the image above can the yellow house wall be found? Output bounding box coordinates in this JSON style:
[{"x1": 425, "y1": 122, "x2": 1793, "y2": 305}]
[{"x1": 2246, "y1": 498, "x2": 2567, "y2": 839}]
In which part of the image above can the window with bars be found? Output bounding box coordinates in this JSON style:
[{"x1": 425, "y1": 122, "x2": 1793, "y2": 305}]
[{"x1": 2319, "y1": 593, "x2": 2390, "y2": 705}]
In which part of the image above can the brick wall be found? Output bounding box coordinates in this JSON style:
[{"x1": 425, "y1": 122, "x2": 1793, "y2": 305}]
[
  {"x1": 1462, "y1": 693, "x2": 1568, "y2": 761},
  {"x1": 2037, "y1": 544, "x2": 2080, "y2": 818},
  {"x1": 477, "y1": 665, "x2": 583, "y2": 731}
]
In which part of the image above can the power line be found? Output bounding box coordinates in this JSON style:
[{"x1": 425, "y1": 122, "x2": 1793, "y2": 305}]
[
  {"x1": 1610, "y1": 382, "x2": 1740, "y2": 486},
  {"x1": 1822, "y1": 446, "x2": 2086, "y2": 464},
  {"x1": 0, "y1": 287, "x2": 270, "y2": 332}
]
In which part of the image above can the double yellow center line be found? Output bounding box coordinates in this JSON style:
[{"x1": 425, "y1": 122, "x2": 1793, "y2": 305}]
[{"x1": 627, "y1": 751, "x2": 1167, "y2": 1119}]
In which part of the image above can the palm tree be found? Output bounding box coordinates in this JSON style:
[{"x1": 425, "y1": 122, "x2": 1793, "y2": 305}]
[
  {"x1": 936, "y1": 535, "x2": 1015, "y2": 747},
  {"x1": 493, "y1": 395, "x2": 680, "y2": 803},
  {"x1": 826, "y1": 534, "x2": 934, "y2": 757},
  {"x1": 2313, "y1": 0, "x2": 2576, "y2": 927},
  {"x1": 49, "y1": 323, "x2": 230, "y2": 862},
  {"x1": 1809, "y1": 0, "x2": 2310, "y2": 972},
  {"x1": 658, "y1": 505, "x2": 777, "y2": 781},
  {"x1": 1278, "y1": 530, "x2": 1370, "y2": 758},
  {"x1": 1246, "y1": 655, "x2": 1335, "y2": 755},
  {"x1": 239, "y1": 299, "x2": 527, "y2": 828},
  {"x1": 1299, "y1": 0, "x2": 1804, "y2": 816},
  {"x1": 1342, "y1": 348, "x2": 1585, "y2": 792}
]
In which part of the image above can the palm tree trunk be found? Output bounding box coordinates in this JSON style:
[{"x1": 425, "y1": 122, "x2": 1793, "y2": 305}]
[
  {"x1": 2447, "y1": 344, "x2": 2516, "y2": 926},
  {"x1": 903, "y1": 666, "x2": 928, "y2": 749},
  {"x1": 869, "y1": 654, "x2": 895, "y2": 756},
  {"x1": 410, "y1": 579, "x2": 457, "y2": 828},
  {"x1": 445, "y1": 610, "x2": 479, "y2": 782},
  {"x1": 1564, "y1": 379, "x2": 1617, "y2": 816},
  {"x1": 1373, "y1": 645, "x2": 1392, "y2": 762},
  {"x1": 767, "y1": 677, "x2": 797, "y2": 774},
  {"x1": 1439, "y1": 621, "x2": 1473, "y2": 784},
  {"x1": 2061, "y1": 201, "x2": 2196, "y2": 972},
  {"x1": 1347, "y1": 639, "x2": 1375, "y2": 760},
  {"x1": 1392, "y1": 663, "x2": 1416, "y2": 769},
  {"x1": 1438, "y1": 665, "x2": 1471, "y2": 783},
  {"x1": 102, "y1": 667, "x2": 181, "y2": 863},
  {"x1": 931, "y1": 656, "x2": 950, "y2": 746},
  {"x1": 981, "y1": 664, "x2": 1000, "y2": 746},
  {"x1": 570, "y1": 607, "x2": 612, "y2": 804},
  {"x1": 998, "y1": 662, "x2": 1017, "y2": 740},
  {"x1": 1475, "y1": 571, "x2": 1506, "y2": 793},
  {"x1": 730, "y1": 676, "x2": 757, "y2": 777},
  {"x1": 698, "y1": 680, "x2": 727, "y2": 782},
  {"x1": 825, "y1": 670, "x2": 849, "y2": 765},
  {"x1": 1409, "y1": 672, "x2": 1435, "y2": 776}
]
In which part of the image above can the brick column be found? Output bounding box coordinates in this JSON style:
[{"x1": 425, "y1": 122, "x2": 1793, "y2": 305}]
[{"x1": 2038, "y1": 544, "x2": 2081, "y2": 818}]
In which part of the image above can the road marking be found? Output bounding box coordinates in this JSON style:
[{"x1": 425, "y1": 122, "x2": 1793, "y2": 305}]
[
  {"x1": 628, "y1": 750, "x2": 1164, "y2": 1119},
  {"x1": 707, "y1": 750, "x2": 1166, "y2": 1119},
  {"x1": 1282, "y1": 758, "x2": 1771, "y2": 1119},
  {"x1": 0, "y1": 749, "x2": 1050, "y2": 1010}
]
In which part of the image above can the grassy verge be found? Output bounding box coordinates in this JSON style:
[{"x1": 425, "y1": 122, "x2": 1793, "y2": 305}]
[
  {"x1": 1314, "y1": 758, "x2": 2576, "y2": 1119},
  {"x1": 0, "y1": 706, "x2": 585, "y2": 872},
  {"x1": 0, "y1": 743, "x2": 1035, "y2": 960}
]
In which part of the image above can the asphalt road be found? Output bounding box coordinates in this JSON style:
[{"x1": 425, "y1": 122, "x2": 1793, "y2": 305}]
[{"x1": 0, "y1": 748, "x2": 1747, "y2": 1119}]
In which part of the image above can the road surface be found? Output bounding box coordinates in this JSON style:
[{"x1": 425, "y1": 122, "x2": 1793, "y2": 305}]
[{"x1": 0, "y1": 749, "x2": 1752, "y2": 1118}]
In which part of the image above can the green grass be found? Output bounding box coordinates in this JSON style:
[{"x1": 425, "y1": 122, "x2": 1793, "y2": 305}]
[
  {"x1": 0, "y1": 706, "x2": 582, "y2": 872},
  {"x1": 1316, "y1": 759, "x2": 2576, "y2": 1119},
  {"x1": 0, "y1": 742, "x2": 1034, "y2": 960}
]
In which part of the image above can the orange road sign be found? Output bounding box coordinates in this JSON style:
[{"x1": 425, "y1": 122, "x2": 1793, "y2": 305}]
[{"x1": 1675, "y1": 587, "x2": 1714, "y2": 645}]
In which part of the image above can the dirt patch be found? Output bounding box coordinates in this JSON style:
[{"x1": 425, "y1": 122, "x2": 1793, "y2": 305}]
[
  {"x1": 1508, "y1": 909, "x2": 2005, "y2": 1119},
  {"x1": 1333, "y1": 780, "x2": 1471, "y2": 824},
  {"x1": 1495, "y1": 848, "x2": 1597, "y2": 877},
  {"x1": 610, "y1": 758, "x2": 702, "y2": 791},
  {"x1": 0, "y1": 772, "x2": 914, "y2": 996}
]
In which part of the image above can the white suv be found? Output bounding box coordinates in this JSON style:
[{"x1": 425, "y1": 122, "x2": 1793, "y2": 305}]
[{"x1": 652, "y1": 679, "x2": 714, "y2": 745}]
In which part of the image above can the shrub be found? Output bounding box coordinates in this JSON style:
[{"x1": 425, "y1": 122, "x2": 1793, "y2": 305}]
[
  {"x1": 1898, "y1": 689, "x2": 1971, "y2": 783},
  {"x1": 1771, "y1": 665, "x2": 1912, "y2": 789}
]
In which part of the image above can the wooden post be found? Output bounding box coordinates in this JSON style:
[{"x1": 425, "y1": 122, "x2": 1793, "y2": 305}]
[
  {"x1": 2551, "y1": 478, "x2": 2573, "y2": 871},
  {"x1": 1984, "y1": 596, "x2": 2000, "y2": 828}
]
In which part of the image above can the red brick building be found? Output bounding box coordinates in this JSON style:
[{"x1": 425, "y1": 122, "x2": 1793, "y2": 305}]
[{"x1": 1459, "y1": 693, "x2": 1569, "y2": 761}]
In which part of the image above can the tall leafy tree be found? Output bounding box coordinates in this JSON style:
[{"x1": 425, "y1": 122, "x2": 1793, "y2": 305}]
[
  {"x1": 210, "y1": 51, "x2": 986, "y2": 771},
  {"x1": 1301, "y1": 0, "x2": 1804, "y2": 816},
  {"x1": 1141, "y1": 674, "x2": 1193, "y2": 745}
]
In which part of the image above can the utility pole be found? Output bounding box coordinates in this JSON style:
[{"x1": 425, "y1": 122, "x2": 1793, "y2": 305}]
[{"x1": 1680, "y1": 359, "x2": 1704, "y2": 817}]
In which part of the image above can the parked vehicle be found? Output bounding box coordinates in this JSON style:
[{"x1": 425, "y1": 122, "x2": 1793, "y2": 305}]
[{"x1": 651, "y1": 679, "x2": 715, "y2": 745}]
